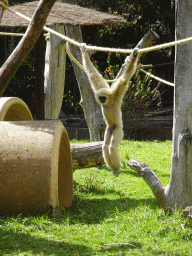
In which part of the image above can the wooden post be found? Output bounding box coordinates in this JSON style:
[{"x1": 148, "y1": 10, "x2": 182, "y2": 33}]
[
  {"x1": 0, "y1": 0, "x2": 57, "y2": 97},
  {"x1": 0, "y1": 3, "x2": 4, "y2": 22},
  {"x1": 44, "y1": 25, "x2": 66, "y2": 119},
  {"x1": 35, "y1": 32, "x2": 45, "y2": 120}
]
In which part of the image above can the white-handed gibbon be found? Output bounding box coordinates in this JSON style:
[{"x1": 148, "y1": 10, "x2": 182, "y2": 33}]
[{"x1": 80, "y1": 44, "x2": 139, "y2": 176}]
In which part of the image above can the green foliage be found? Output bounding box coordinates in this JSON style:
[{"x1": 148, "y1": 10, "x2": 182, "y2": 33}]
[
  {"x1": 122, "y1": 67, "x2": 161, "y2": 139},
  {"x1": 103, "y1": 53, "x2": 120, "y2": 80},
  {"x1": 78, "y1": 0, "x2": 175, "y2": 46}
]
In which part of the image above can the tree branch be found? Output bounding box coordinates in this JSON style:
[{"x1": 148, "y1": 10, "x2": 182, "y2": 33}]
[
  {"x1": 128, "y1": 158, "x2": 171, "y2": 211},
  {"x1": 115, "y1": 30, "x2": 159, "y2": 80},
  {"x1": 0, "y1": 0, "x2": 57, "y2": 96}
]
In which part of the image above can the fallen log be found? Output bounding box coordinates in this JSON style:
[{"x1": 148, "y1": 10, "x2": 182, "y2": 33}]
[{"x1": 71, "y1": 141, "x2": 104, "y2": 171}]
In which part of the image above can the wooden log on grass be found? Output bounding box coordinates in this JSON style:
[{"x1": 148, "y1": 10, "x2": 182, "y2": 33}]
[{"x1": 71, "y1": 141, "x2": 104, "y2": 171}]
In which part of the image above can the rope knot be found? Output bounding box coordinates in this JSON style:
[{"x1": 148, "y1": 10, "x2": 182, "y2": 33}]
[{"x1": 80, "y1": 43, "x2": 87, "y2": 52}]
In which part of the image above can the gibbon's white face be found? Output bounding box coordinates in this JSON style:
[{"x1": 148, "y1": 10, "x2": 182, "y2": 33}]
[{"x1": 95, "y1": 88, "x2": 112, "y2": 106}]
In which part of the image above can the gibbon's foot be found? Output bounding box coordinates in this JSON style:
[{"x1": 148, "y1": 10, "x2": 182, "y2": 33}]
[
  {"x1": 113, "y1": 169, "x2": 120, "y2": 177},
  {"x1": 133, "y1": 47, "x2": 139, "y2": 58}
]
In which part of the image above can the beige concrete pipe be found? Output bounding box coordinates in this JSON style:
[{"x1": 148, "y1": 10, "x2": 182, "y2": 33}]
[
  {"x1": 0, "y1": 120, "x2": 73, "y2": 216},
  {"x1": 0, "y1": 97, "x2": 33, "y2": 121}
]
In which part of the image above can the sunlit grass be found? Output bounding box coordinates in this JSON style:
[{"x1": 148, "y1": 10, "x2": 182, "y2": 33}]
[{"x1": 0, "y1": 140, "x2": 192, "y2": 256}]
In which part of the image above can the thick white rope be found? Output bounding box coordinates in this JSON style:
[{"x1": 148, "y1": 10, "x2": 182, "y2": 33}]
[
  {"x1": 66, "y1": 47, "x2": 116, "y2": 82},
  {"x1": 0, "y1": 31, "x2": 24, "y2": 36},
  {"x1": 0, "y1": 1, "x2": 185, "y2": 87},
  {"x1": 140, "y1": 68, "x2": 174, "y2": 87},
  {"x1": 1, "y1": 1, "x2": 192, "y2": 55}
]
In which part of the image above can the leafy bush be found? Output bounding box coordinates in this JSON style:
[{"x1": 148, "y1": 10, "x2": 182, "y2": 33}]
[{"x1": 122, "y1": 66, "x2": 161, "y2": 139}]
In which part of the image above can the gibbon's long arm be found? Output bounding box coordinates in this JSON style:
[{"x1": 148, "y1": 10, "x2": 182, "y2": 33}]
[
  {"x1": 80, "y1": 44, "x2": 110, "y2": 92},
  {"x1": 110, "y1": 48, "x2": 139, "y2": 99}
]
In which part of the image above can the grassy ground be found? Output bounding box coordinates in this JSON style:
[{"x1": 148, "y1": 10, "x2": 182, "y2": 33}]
[{"x1": 0, "y1": 140, "x2": 192, "y2": 256}]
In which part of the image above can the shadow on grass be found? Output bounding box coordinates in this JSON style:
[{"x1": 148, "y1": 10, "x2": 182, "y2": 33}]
[
  {"x1": 97, "y1": 244, "x2": 188, "y2": 256},
  {"x1": 121, "y1": 169, "x2": 141, "y2": 177},
  {"x1": 75, "y1": 183, "x2": 126, "y2": 197},
  {"x1": 97, "y1": 243, "x2": 144, "y2": 255},
  {"x1": 62, "y1": 194, "x2": 160, "y2": 225},
  {"x1": 0, "y1": 228, "x2": 90, "y2": 256},
  {"x1": 97, "y1": 164, "x2": 141, "y2": 177},
  {"x1": 153, "y1": 168, "x2": 170, "y2": 178}
]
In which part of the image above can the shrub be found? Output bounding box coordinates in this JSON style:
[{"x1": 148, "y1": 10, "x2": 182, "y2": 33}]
[{"x1": 122, "y1": 66, "x2": 161, "y2": 139}]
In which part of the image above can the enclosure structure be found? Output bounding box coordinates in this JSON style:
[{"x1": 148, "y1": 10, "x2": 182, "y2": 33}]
[
  {"x1": 0, "y1": 97, "x2": 33, "y2": 121},
  {"x1": 0, "y1": 1, "x2": 126, "y2": 120},
  {"x1": 0, "y1": 120, "x2": 73, "y2": 216}
]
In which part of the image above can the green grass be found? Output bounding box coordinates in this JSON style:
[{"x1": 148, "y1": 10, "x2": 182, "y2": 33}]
[{"x1": 0, "y1": 140, "x2": 192, "y2": 256}]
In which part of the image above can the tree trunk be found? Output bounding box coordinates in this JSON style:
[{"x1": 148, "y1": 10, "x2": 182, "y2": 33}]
[
  {"x1": 165, "y1": 0, "x2": 192, "y2": 207},
  {"x1": 71, "y1": 141, "x2": 104, "y2": 171},
  {"x1": 128, "y1": 0, "x2": 192, "y2": 211},
  {"x1": 65, "y1": 25, "x2": 105, "y2": 141},
  {"x1": 0, "y1": 0, "x2": 57, "y2": 96},
  {"x1": 62, "y1": 0, "x2": 105, "y2": 141},
  {"x1": 44, "y1": 25, "x2": 66, "y2": 119}
]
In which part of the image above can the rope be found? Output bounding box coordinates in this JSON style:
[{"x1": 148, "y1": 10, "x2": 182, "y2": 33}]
[
  {"x1": 0, "y1": 1, "x2": 189, "y2": 87},
  {"x1": 66, "y1": 47, "x2": 85, "y2": 71},
  {"x1": 0, "y1": 4, "x2": 116, "y2": 83},
  {"x1": 66, "y1": 48, "x2": 117, "y2": 82},
  {"x1": 0, "y1": 32, "x2": 24, "y2": 36},
  {"x1": 0, "y1": 0, "x2": 8, "y2": 9},
  {"x1": 1, "y1": 1, "x2": 192, "y2": 55},
  {"x1": 137, "y1": 37, "x2": 192, "y2": 54},
  {"x1": 140, "y1": 68, "x2": 174, "y2": 87}
]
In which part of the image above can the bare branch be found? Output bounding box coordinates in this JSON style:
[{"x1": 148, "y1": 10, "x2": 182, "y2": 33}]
[
  {"x1": 115, "y1": 30, "x2": 159, "y2": 80},
  {"x1": 128, "y1": 158, "x2": 171, "y2": 211}
]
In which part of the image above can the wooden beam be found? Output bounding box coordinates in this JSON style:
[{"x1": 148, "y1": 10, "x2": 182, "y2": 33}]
[
  {"x1": 35, "y1": 32, "x2": 45, "y2": 120},
  {"x1": 71, "y1": 141, "x2": 104, "y2": 171},
  {"x1": 0, "y1": 0, "x2": 57, "y2": 97},
  {"x1": 0, "y1": 3, "x2": 4, "y2": 22},
  {"x1": 44, "y1": 25, "x2": 66, "y2": 119}
]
